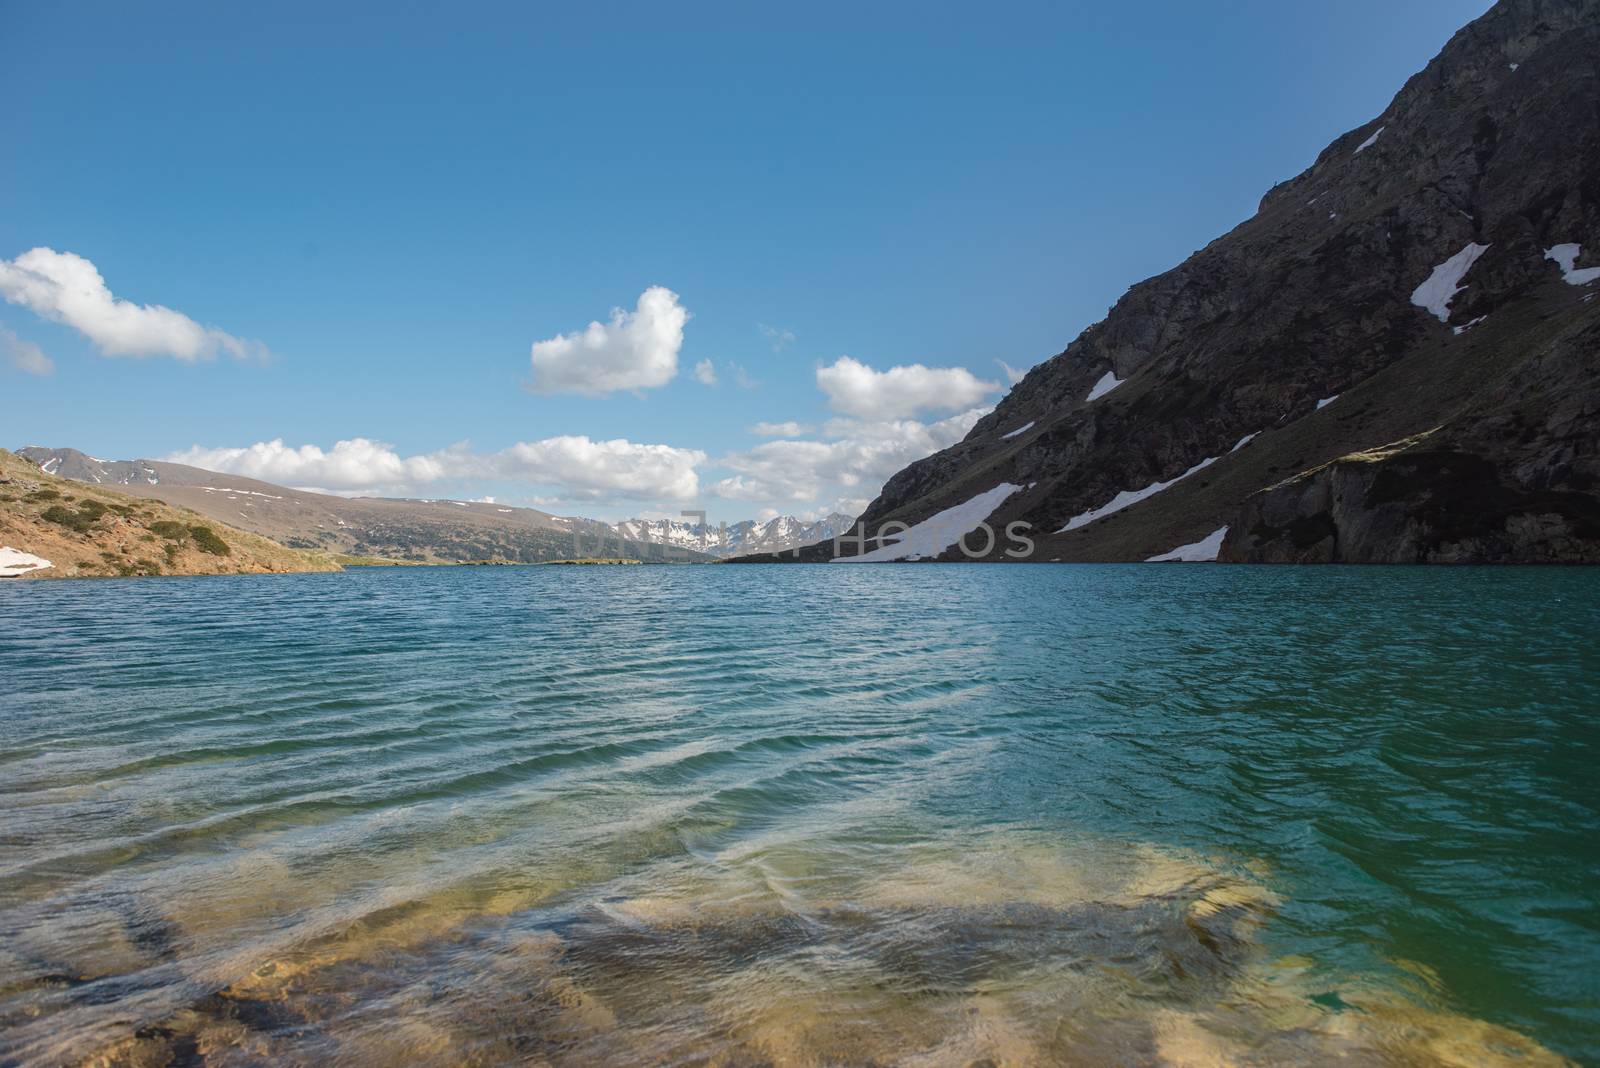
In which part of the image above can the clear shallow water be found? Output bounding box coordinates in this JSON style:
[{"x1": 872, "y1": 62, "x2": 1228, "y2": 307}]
[{"x1": 0, "y1": 564, "x2": 1596, "y2": 1066}]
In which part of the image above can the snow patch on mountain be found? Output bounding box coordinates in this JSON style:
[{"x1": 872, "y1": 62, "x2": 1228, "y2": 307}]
[
  {"x1": 1545, "y1": 243, "x2": 1600, "y2": 286},
  {"x1": 200, "y1": 486, "x2": 284, "y2": 499},
  {"x1": 833, "y1": 484, "x2": 1022, "y2": 563},
  {"x1": 1057, "y1": 456, "x2": 1218, "y2": 533},
  {"x1": 1411, "y1": 243, "x2": 1489, "y2": 322},
  {"x1": 0, "y1": 548, "x2": 53, "y2": 577},
  {"x1": 1146, "y1": 527, "x2": 1228, "y2": 562},
  {"x1": 1086, "y1": 371, "x2": 1123, "y2": 402},
  {"x1": 1001, "y1": 421, "x2": 1035, "y2": 440}
]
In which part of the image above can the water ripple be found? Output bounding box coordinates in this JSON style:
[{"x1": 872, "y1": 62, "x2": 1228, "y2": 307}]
[{"x1": 0, "y1": 564, "x2": 1596, "y2": 1064}]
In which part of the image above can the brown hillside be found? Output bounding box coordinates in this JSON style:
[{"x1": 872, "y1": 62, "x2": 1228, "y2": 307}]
[{"x1": 0, "y1": 449, "x2": 343, "y2": 580}]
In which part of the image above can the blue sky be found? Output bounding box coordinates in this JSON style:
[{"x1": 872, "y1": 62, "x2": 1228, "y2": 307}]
[{"x1": 1, "y1": 0, "x2": 1490, "y2": 521}]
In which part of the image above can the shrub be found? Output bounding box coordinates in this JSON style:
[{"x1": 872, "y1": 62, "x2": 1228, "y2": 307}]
[
  {"x1": 149, "y1": 520, "x2": 187, "y2": 540},
  {"x1": 41, "y1": 504, "x2": 97, "y2": 533},
  {"x1": 40, "y1": 499, "x2": 111, "y2": 533},
  {"x1": 26, "y1": 489, "x2": 60, "y2": 502},
  {"x1": 189, "y1": 525, "x2": 231, "y2": 556}
]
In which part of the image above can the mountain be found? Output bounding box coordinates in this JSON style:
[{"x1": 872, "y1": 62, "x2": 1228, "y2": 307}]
[
  {"x1": 16, "y1": 447, "x2": 853, "y2": 563},
  {"x1": 0, "y1": 449, "x2": 341, "y2": 579},
  {"x1": 613, "y1": 513, "x2": 856, "y2": 558},
  {"x1": 742, "y1": 0, "x2": 1600, "y2": 565},
  {"x1": 16, "y1": 447, "x2": 709, "y2": 564}
]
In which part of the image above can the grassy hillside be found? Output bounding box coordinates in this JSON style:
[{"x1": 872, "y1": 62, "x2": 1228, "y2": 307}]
[{"x1": 0, "y1": 449, "x2": 343, "y2": 580}]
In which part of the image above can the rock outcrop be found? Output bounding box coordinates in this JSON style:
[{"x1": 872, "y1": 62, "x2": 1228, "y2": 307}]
[{"x1": 1225, "y1": 312, "x2": 1600, "y2": 562}]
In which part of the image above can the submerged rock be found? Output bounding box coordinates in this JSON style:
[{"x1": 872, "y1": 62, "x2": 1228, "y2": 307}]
[{"x1": 35, "y1": 833, "x2": 1570, "y2": 1067}]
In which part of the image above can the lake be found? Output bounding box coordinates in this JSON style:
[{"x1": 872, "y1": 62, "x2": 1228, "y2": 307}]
[{"x1": 1, "y1": 564, "x2": 1596, "y2": 1065}]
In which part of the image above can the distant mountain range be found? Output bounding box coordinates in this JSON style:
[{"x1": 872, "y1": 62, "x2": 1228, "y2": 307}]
[
  {"x1": 16, "y1": 447, "x2": 852, "y2": 563},
  {"x1": 613, "y1": 514, "x2": 855, "y2": 559}
]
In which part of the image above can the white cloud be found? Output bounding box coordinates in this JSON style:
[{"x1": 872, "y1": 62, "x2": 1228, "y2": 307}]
[
  {"x1": 0, "y1": 247, "x2": 264, "y2": 362},
  {"x1": 748, "y1": 421, "x2": 812, "y2": 437},
  {"x1": 529, "y1": 286, "x2": 688, "y2": 395},
  {"x1": 1, "y1": 326, "x2": 52, "y2": 375},
  {"x1": 489, "y1": 436, "x2": 704, "y2": 500},
  {"x1": 168, "y1": 438, "x2": 457, "y2": 493},
  {"x1": 729, "y1": 361, "x2": 759, "y2": 389},
  {"x1": 758, "y1": 323, "x2": 796, "y2": 351},
  {"x1": 996, "y1": 359, "x2": 1032, "y2": 385},
  {"x1": 816, "y1": 356, "x2": 997, "y2": 420},
  {"x1": 693, "y1": 358, "x2": 718, "y2": 385},
  {"x1": 711, "y1": 407, "x2": 987, "y2": 504},
  {"x1": 169, "y1": 434, "x2": 705, "y2": 502}
]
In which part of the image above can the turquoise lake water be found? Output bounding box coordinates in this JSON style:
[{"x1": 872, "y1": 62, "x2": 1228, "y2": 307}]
[{"x1": 1, "y1": 564, "x2": 1596, "y2": 1065}]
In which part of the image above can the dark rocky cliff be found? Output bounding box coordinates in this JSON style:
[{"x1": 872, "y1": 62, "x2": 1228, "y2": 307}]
[
  {"x1": 755, "y1": 0, "x2": 1600, "y2": 564},
  {"x1": 1226, "y1": 308, "x2": 1600, "y2": 562}
]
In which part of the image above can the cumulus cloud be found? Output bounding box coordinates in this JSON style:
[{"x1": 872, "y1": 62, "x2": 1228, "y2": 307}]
[
  {"x1": 169, "y1": 435, "x2": 705, "y2": 501},
  {"x1": 0, "y1": 247, "x2": 264, "y2": 362},
  {"x1": 168, "y1": 438, "x2": 458, "y2": 493},
  {"x1": 529, "y1": 286, "x2": 688, "y2": 395},
  {"x1": 693, "y1": 358, "x2": 718, "y2": 385},
  {"x1": 816, "y1": 356, "x2": 997, "y2": 420},
  {"x1": 711, "y1": 407, "x2": 988, "y2": 504},
  {"x1": 748, "y1": 421, "x2": 811, "y2": 437},
  {"x1": 489, "y1": 436, "x2": 704, "y2": 500},
  {"x1": 1, "y1": 326, "x2": 53, "y2": 375}
]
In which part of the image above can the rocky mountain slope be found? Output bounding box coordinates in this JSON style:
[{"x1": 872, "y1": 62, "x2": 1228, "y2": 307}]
[
  {"x1": 18, "y1": 447, "x2": 848, "y2": 562},
  {"x1": 745, "y1": 0, "x2": 1600, "y2": 565},
  {"x1": 0, "y1": 449, "x2": 342, "y2": 579}
]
